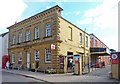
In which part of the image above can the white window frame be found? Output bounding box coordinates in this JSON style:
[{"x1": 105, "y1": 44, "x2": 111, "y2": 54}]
[
  {"x1": 18, "y1": 32, "x2": 23, "y2": 43},
  {"x1": 80, "y1": 33, "x2": 82, "y2": 44},
  {"x1": 26, "y1": 30, "x2": 30, "y2": 41},
  {"x1": 46, "y1": 24, "x2": 51, "y2": 37},
  {"x1": 12, "y1": 35, "x2": 16, "y2": 44},
  {"x1": 35, "y1": 27, "x2": 40, "y2": 39},
  {"x1": 18, "y1": 52, "x2": 22, "y2": 61},
  {"x1": 45, "y1": 48, "x2": 51, "y2": 63},
  {"x1": 86, "y1": 36, "x2": 88, "y2": 47},
  {"x1": 35, "y1": 50, "x2": 39, "y2": 61},
  {"x1": 12, "y1": 53, "x2": 15, "y2": 63}
]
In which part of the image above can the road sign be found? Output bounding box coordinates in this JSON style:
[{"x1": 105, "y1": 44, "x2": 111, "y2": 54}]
[{"x1": 111, "y1": 53, "x2": 118, "y2": 64}]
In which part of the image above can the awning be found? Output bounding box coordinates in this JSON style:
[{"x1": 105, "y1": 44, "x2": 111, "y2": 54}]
[{"x1": 90, "y1": 47, "x2": 110, "y2": 56}]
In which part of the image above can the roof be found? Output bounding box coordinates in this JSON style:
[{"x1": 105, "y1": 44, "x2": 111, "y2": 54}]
[
  {"x1": 90, "y1": 33, "x2": 109, "y2": 49},
  {"x1": 0, "y1": 32, "x2": 9, "y2": 37}
]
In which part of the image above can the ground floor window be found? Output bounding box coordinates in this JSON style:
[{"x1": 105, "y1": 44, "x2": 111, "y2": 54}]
[
  {"x1": 18, "y1": 52, "x2": 22, "y2": 64},
  {"x1": 12, "y1": 53, "x2": 15, "y2": 63},
  {"x1": 35, "y1": 50, "x2": 39, "y2": 61},
  {"x1": 45, "y1": 48, "x2": 51, "y2": 63}
]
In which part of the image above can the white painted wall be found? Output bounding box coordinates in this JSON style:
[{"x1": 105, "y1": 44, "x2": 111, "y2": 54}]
[
  {"x1": 0, "y1": 35, "x2": 2, "y2": 68},
  {"x1": 2, "y1": 33, "x2": 9, "y2": 56}
]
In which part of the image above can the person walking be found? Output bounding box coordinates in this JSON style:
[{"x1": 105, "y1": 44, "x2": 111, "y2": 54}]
[
  {"x1": 6, "y1": 61, "x2": 10, "y2": 70},
  {"x1": 69, "y1": 58, "x2": 73, "y2": 69}
]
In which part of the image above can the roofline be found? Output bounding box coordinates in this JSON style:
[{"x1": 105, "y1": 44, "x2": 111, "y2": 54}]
[
  {"x1": 59, "y1": 16, "x2": 90, "y2": 36},
  {"x1": 0, "y1": 32, "x2": 9, "y2": 37},
  {"x1": 7, "y1": 5, "x2": 63, "y2": 29},
  {"x1": 90, "y1": 33, "x2": 109, "y2": 49}
]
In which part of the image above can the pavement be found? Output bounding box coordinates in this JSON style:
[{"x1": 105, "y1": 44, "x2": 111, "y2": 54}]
[{"x1": 2, "y1": 65, "x2": 119, "y2": 83}]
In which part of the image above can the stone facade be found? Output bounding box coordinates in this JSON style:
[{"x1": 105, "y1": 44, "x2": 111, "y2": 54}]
[{"x1": 8, "y1": 5, "x2": 90, "y2": 73}]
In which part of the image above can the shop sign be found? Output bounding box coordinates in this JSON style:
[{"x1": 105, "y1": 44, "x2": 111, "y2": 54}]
[
  {"x1": 111, "y1": 54, "x2": 118, "y2": 64},
  {"x1": 51, "y1": 44, "x2": 55, "y2": 50}
]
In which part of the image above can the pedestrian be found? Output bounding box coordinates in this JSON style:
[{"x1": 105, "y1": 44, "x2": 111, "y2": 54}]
[
  {"x1": 31, "y1": 62, "x2": 35, "y2": 72},
  {"x1": 102, "y1": 61, "x2": 105, "y2": 68},
  {"x1": 69, "y1": 58, "x2": 73, "y2": 69},
  {"x1": 6, "y1": 61, "x2": 10, "y2": 70}
]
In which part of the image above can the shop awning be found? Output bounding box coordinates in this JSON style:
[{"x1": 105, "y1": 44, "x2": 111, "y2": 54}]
[{"x1": 90, "y1": 47, "x2": 110, "y2": 56}]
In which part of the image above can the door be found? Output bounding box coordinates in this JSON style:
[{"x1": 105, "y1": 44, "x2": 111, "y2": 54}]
[{"x1": 27, "y1": 52, "x2": 30, "y2": 69}]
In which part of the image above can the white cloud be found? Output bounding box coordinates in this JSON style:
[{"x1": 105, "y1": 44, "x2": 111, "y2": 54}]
[
  {"x1": 0, "y1": 0, "x2": 27, "y2": 34},
  {"x1": 77, "y1": 18, "x2": 92, "y2": 25},
  {"x1": 77, "y1": 0, "x2": 118, "y2": 51},
  {"x1": 74, "y1": 11, "x2": 81, "y2": 15}
]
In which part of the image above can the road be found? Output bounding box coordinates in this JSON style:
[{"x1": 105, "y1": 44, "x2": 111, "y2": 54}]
[
  {"x1": 87, "y1": 65, "x2": 111, "y2": 77},
  {"x1": 2, "y1": 71, "x2": 46, "y2": 83}
]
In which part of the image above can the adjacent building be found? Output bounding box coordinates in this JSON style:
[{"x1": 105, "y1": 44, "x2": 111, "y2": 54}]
[
  {"x1": 0, "y1": 32, "x2": 9, "y2": 68},
  {"x1": 7, "y1": 5, "x2": 90, "y2": 74},
  {"x1": 90, "y1": 33, "x2": 110, "y2": 67}
]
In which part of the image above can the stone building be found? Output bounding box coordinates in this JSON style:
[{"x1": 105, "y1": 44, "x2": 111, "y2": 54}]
[{"x1": 7, "y1": 5, "x2": 90, "y2": 74}]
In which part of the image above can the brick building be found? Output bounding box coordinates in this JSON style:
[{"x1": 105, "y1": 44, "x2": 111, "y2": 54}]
[{"x1": 90, "y1": 33, "x2": 110, "y2": 67}]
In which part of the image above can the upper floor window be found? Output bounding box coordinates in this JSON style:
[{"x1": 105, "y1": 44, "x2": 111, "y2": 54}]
[
  {"x1": 12, "y1": 35, "x2": 16, "y2": 44},
  {"x1": 46, "y1": 24, "x2": 51, "y2": 37},
  {"x1": 35, "y1": 27, "x2": 40, "y2": 39},
  {"x1": 45, "y1": 48, "x2": 51, "y2": 63},
  {"x1": 18, "y1": 32, "x2": 23, "y2": 43},
  {"x1": 94, "y1": 40, "x2": 97, "y2": 46},
  {"x1": 86, "y1": 36, "x2": 88, "y2": 47},
  {"x1": 26, "y1": 30, "x2": 30, "y2": 41},
  {"x1": 80, "y1": 33, "x2": 82, "y2": 44},
  {"x1": 35, "y1": 50, "x2": 39, "y2": 61},
  {"x1": 12, "y1": 53, "x2": 15, "y2": 63},
  {"x1": 68, "y1": 26, "x2": 72, "y2": 41}
]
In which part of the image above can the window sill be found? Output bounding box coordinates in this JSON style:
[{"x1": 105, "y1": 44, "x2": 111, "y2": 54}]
[
  {"x1": 33, "y1": 38, "x2": 40, "y2": 41},
  {"x1": 68, "y1": 39, "x2": 73, "y2": 41},
  {"x1": 43, "y1": 36, "x2": 52, "y2": 39},
  {"x1": 24, "y1": 40, "x2": 31, "y2": 43},
  {"x1": 45, "y1": 61, "x2": 51, "y2": 64}
]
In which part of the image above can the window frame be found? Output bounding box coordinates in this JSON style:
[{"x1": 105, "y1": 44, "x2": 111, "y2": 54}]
[
  {"x1": 12, "y1": 35, "x2": 16, "y2": 44},
  {"x1": 18, "y1": 32, "x2": 23, "y2": 43},
  {"x1": 26, "y1": 30, "x2": 31, "y2": 41},
  {"x1": 86, "y1": 36, "x2": 88, "y2": 47},
  {"x1": 80, "y1": 33, "x2": 82, "y2": 44},
  {"x1": 12, "y1": 53, "x2": 15, "y2": 63},
  {"x1": 35, "y1": 27, "x2": 40, "y2": 39},
  {"x1": 18, "y1": 52, "x2": 22, "y2": 61},
  {"x1": 46, "y1": 24, "x2": 51, "y2": 37},
  {"x1": 35, "y1": 50, "x2": 39, "y2": 61},
  {"x1": 45, "y1": 48, "x2": 51, "y2": 63}
]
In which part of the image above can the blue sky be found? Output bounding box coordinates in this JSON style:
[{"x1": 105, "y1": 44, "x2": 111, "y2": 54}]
[{"x1": 0, "y1": 0, "x2": 118, "y2": 51}]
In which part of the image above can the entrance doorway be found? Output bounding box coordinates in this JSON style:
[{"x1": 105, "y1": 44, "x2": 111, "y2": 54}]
[
  {"x1": 67, "y1": 52, "x2": 73, "y2": 73},
  {"x1": 27, "y1": 52, "x2": 30, "y2": 70}
]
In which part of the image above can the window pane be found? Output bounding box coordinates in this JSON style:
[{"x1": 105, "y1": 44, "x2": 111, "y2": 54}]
[
  {"x1": 45, "y1": 48, "x2": 51, "y2": 62},
  {"x1": 46, "y1": 24, "x2": 51, "y2": 37}
]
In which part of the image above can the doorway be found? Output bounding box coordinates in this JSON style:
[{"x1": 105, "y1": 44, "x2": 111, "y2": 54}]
[
  {"x1": 27, "y1": 52, "x2": 30, "y2": 70},
  {"x1": 67, "y1": 52, "x2": 73, "y2": 73}
]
